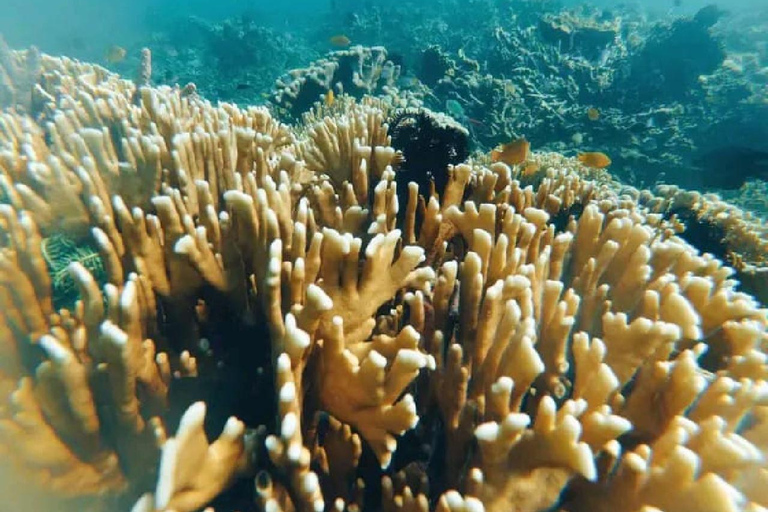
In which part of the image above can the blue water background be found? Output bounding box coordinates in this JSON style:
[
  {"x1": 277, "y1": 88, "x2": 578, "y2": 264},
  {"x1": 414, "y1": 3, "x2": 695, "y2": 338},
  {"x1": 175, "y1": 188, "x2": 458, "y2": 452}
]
[{"x1": 1, "y1": 0, "x2": 764, "y2": 59}]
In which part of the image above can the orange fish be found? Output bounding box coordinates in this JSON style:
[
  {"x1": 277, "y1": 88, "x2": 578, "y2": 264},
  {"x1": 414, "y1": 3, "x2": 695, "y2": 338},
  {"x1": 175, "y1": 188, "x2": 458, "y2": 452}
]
[
  {"x1": 578, "y1": 151, "x2": 612, "y2": 168},
  {"x1": 491, "y1": 138, "x2": 530, "y2": 166},
  {"x1": 520, "y1": 161, "x2": 540, "y2": 177},
  {"x1": 329, "y1": 34, "x2": 351, "y2": 47},
  {"x1": 325, "y1": 89, "x2": 334, "y2": 106},
  {"x1": 587, "y1": 107, "x2": 600, "y2": 121}
]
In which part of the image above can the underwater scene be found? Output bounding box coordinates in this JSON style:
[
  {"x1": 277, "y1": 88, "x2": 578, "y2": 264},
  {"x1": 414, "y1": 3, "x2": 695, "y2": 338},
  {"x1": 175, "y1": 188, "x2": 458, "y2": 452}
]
[{"x1": 0, "y1": 0, "x2": 767, "y2": 510}]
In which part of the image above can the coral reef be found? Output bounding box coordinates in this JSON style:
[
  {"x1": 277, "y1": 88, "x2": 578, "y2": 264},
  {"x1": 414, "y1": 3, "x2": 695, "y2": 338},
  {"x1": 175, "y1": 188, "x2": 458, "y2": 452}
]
[
  {"x1": 608, "y1": 6, "x2": 726, "y2": 104},
  {"x1": 404, "y1": 6, "x2": 735, "y2": 189},
  {"x1": 0, "y1": 45, "x2": 767, "y2": 512},
  {"x1": 538, "y1": 10, "x2": 619, "y2": 60},
  {"x1": 0, "y1": 35, "x2": 41, "y2": 112},
  {"x1": 389, "y1": 107, "x2": 469, "y2": 199},
  {"x1": 641, "y1": 185, "x2": 768, "y2": 305},
  {"x1": 304, "y1": 2, "x2": 762, "y2": 196},
  {"x1": 418, "y1": 46, "x2": 460, "y2": 88},
  {"x1": 137, "y1": 15, "x2": 315, "y2": 106},
  {"x1": 271, "y1": 45, "x2": 401, "y2": 121},
  {"x1": 117, "y1": 0, "x2": 768, "y2": 209}
]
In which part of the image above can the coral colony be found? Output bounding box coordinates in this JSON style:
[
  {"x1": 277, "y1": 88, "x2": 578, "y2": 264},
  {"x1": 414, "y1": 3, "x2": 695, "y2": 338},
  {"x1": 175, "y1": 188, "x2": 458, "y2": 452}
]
[{"x1": 1, "y1": 10, "x2": 768, "y2": 512}]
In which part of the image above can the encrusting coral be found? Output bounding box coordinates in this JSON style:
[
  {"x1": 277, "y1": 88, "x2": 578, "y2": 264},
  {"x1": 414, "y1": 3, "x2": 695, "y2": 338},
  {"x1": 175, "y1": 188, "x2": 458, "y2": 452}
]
[{"x1": 0, "y1": 45, "x2": 767, "y2": 512}]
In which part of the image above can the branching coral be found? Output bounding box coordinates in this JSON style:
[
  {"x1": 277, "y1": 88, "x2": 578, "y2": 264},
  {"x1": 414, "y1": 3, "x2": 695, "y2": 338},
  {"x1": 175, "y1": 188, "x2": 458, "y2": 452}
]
[
  {"x1": 538, "y1": 11, "x2": 619, "y2": 60},
  {"x1": 0, "y1": 207, "x2": 207, "y2": 510},
  {"x1": 642, "y1": 184, "x2": 768, "y2": 305},
  {"x1": 0, "y1": 46, "x2": 766, "y2": 512},
  {"x1": 271, "y1": 46, "x2": 401, "y2": 120}
]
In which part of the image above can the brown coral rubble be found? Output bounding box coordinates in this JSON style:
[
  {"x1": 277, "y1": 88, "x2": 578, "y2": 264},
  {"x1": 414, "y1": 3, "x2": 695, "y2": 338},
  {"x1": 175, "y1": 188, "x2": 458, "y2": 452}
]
[{"x1": 0, "y1": 47, "x2": 767, "y2": 512}]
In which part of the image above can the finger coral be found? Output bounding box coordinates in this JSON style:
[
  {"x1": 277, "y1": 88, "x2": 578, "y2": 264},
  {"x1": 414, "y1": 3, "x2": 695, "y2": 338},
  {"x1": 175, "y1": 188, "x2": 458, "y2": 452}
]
[
  {"x1": 641, "y1": 184, "x2": 768, "y2": 305},
  {"x1": 0, "y1": 46, "x2": 766, "y2": 512}
]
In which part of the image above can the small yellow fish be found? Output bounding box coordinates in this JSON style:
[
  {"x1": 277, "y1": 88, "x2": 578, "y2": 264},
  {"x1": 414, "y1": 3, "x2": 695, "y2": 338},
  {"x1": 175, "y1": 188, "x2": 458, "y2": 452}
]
[
  {"x1": 329, "y1": 35, "x2": 351, "y2": 47},
  {"x1": 106, "y1": 45, "x2": 127, "y2": 64},
  {"x1": 587, "y1": 107, "x2": 600, "y2": 121},
  {"x1": 491, "y1": 138, "x2": 530, "y2": 166},
  {"x1": 325, "y1": 89, "x2": 335, "y2": 107},
  {"x1": 520, "y1": 161, "x2": 540, "y2": 177},
  {"x1": 578, "y1": 151, "x2": 612, "y2": 168}
]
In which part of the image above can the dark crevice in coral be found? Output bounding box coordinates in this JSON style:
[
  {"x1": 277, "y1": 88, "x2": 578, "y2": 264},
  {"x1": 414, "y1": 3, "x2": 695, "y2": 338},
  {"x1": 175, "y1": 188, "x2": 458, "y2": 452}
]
[
  {"x1": 390, "y1": 108, "x2": 470, "y2": 228},
  {"x1": 166, "y1": 299, "x2": 275, "y2": 511},
  {"x1": 550, "y1": 202, "x2": 585, "y2": 234},
  {"x1": 664, "y1": 206, "x2": 752, "y2": 295}
]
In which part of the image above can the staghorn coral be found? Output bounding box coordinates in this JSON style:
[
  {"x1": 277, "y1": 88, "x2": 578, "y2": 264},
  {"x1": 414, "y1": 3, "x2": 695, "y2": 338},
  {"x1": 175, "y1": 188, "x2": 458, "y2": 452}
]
[{"x1": 0, "y1": 46, "x2": 766, "y2": 512}]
